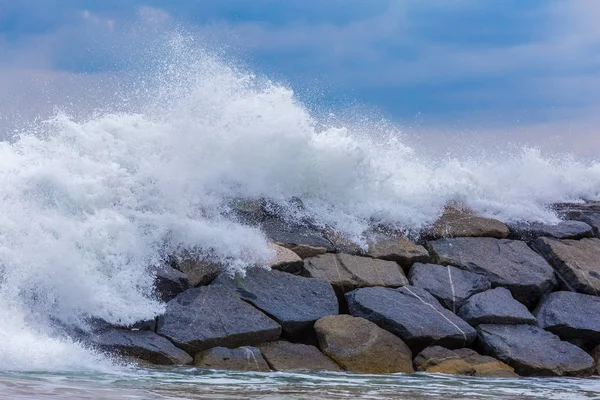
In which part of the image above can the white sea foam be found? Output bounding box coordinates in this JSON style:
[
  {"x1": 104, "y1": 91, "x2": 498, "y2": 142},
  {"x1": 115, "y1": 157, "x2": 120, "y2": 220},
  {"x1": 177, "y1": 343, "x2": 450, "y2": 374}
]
[{"x1": 0, "y1": 36, "x2": 599, "y2": 371}]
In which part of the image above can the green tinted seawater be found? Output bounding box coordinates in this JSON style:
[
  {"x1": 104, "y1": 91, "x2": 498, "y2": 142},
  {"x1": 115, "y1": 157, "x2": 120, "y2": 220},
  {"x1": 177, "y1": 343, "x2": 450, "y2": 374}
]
[{"x1": 0, "y1": 368, "x2": 599, "y2": 400}]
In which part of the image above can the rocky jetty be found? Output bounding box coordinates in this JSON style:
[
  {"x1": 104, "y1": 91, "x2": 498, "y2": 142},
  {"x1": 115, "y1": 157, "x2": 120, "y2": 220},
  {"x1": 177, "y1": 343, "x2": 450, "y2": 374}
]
[{"x1": 89, "y1": 200, "x2": 600, "y2": 378}]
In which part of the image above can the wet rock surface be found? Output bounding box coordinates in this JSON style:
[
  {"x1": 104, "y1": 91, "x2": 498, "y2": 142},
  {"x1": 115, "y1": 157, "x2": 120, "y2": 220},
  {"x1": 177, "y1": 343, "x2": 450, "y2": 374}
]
[
  {"x1": 476, "y1": 324, "x2": 595, "y2": 376},
  {"x1": 508, "y1": 220, "x2": 594, "y2": 241},
  {"x1": 314, "y1": 315, "x2": 414, "y2": 374},
  {"x1": 172, "y1": 255, "x2": 221, "y2": 287},
  {"x1": 533, "y1": 237, "x2": 600, "y2": 296},
  {"x1": 194, "y1": 346, "x2": 270, "y2": 372},
  {"x1": 257, "y1": 341, "x2": 340, "y2": 371},
  {"x1": 154, "y1": 265, "x2": 190, "y2": 302},
  {"x1": 267, "y1": 243, "x2": 304, "y2": 273},
  {"x1": 457, "y1": 287, "x2": 536, "y2": 326},
  {"x1": 156, "y1": 286, "x2": 281, "y2": 354},
  {"x1": 346, "y1": 286, "x2": 476, "y2": 351},
  {"x1": 413, "y1": 346, "x2": 517, "y2": 377},
  {"x1": 428, "y1": 208, "x2": 510, "y2": 239},
  {"x1": 534, "y1": 291, "x2": 600, "y2": 342},
  {"x1": 408, "y1": 263, "x2": 491, "y2": 313},
  {"x1": 428, "y1": 237, "x2": 557, "y2": 306},
  {"x1": 366, "y1": 236, "x2": 430, "y2": 268}
]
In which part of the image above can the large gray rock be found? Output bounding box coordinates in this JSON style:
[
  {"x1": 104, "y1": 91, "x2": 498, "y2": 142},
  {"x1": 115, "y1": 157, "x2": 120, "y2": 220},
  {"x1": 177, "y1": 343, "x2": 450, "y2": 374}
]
[
  {"x1": 567, "y1": 212, "x2": 600, "y2": 238},
  {"x1": 534, "y1": 291, "x2": 600, "y2": 342},
  {"x1": 213, "y1": 268, "x2": 338, "y2": 335},
  {"x1": 556, "y1": 201, "x2": 600, "y2": 237},
  {"x1": 346, "y1": 286, "x2": 476, "y2": 351},
  {"x1": 257, "y1": 341, "x2": 340, "y2": 371},
  {"x1": 427, "y1": 207, "x2": 510, "y2": 239},
  {"x1": 457, "y1": 287, "x2": 536, "y2": 326},
  {"x1": 156, "y1": 286, "x2": 281, "y2": 354},
  {"x1": 533, "y1": 237, "x2": 600, "y2": 296},
  {"x1": 314, "y1": 315, "x2": 413, "y2": 373},
  {"x1": 154, "y1": 265, "x2": 190, "y2": 302},
  {"x1": 303, "y1": 253, "x2": 408, "y2": 295},
  {"x1": 477, "y1": 324, "x2": 595, "y2": 376},
  {"x1": 260, "y1": 217, "x2": 333, "y2": 250},
  {"x1": 93, "y1": 329, "x2": 192, "y2": 365},
  {"x1": 408, "y1": 263, "x2": 491, "y2": 313},
  {"x1": 366, "y1": 236, "x2": 430, "y2": 268},
  {"x1": 194, "y1": 346, "x2": 270, "y2": 372},
  {"x1": 508, "y1": 221, "x2": 594, "y2": 241},
  {"x1": 428, "y1": 237, "x2": 557, "y2": 306}
]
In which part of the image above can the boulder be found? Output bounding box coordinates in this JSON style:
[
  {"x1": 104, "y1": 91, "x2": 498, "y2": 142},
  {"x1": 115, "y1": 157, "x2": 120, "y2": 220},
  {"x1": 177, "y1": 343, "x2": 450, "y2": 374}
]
[
  {"x1": 154, "y1": 265, "x2": 190, "y2": 302},
  {"x1": 213, "y1": 268, "x2": 338, "y2": 335},
  {"x1": 428, "y1": 207, "x2": 510, "y2": 239},
  {"x1": 534, "y1": 291, "x2": 600, "y2": 342},
  {"x1": 566, "y1": 212, "x2": 600, "y2": 238},
  {"x1": 278, "y1": 243, "x2": 328, "y2": 259},
  {"x1": 592, "y1": 345, "x2": 600, "y2": 375},
  {"x1": 508, "y1": 221, "x2": 594, "y2": 241},
  {"x1": 555, "y1": 201, "x2": 600, "y2": 237},
  {"x1": 476, "y1": 324, "x2": 595, "y2": 376},
  {"x1": 428, "y1": 237, "x2": 557, "y2": 306},
  {"x1": 413, "y1": 346, "x2": 517, "y2": 377},
  {"x1": 257, "y1": 341, "x2": 340, "y2": 371},
  {"x1": 173, "y1": 255, "x2": 221, "y2": 287},
  {"x1": 194, "y1": 346, "x2": 270, "y2": 372},
  {"x1": 303, "y1": 253, "x2": 408, "y2": 295},
  {"x1": 533, "y1": 237, "x2": 600, "y2": 296},
  {"x1": 314, "y1": 315, "x2": 413, "y2": 373},
  {"x1": 366, "y1": 236, "x2": 430, "y2": 268},
  {"x1": 260, "y1": 217, "x2": 333, "y2": 250},
  {"x1": 457, "y1": 287, "x2": 536, "y2": 326},
  {"x1": 156, "y1": 286, "x2": 281, "y2": 354},
  {"x1": 346, "y1": 286, "x2": 476, "y2": 351},
  {"x1": 267, "y1": 243, "x2": 303, "y2": 273},
  {"x1": 92, "y1": 329, "x2": 192, "y2": 365},
  {"x1": 408, "y1": 263, "x2": 491, "y2": 313}
]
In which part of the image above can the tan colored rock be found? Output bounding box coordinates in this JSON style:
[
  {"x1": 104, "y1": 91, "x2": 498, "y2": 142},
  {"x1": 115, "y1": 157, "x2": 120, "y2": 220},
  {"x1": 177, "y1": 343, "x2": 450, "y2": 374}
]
[
  {"x1": 414, "y1": 346, "x2": 516, "y2": 377},
  {"x1": 314, "y1": 315, "x2": 413, "y2": 374},
  {"x1": 304, "y1": 253, "x2": 408, "y2": 294},
  {"x1": 278, "y1": 243, "x2": 328, "y2": 259},
  {"x1": 267, "y1": 243, "x2": 304, "y2": 273},
  {"x1": 367, "y1": 236, "x2": 430, "y2": 268},
  {"x1": 257, "y1": 341, "x2": 340, "y2": 371},
  {"x1": 194, "y1": 346, "x2": 270, "y2": 372},
  {"x1": 430, "y1": 207, "x2": 509, "y2": 239},
  {"x1": 174, "y1": 254, "x2": 221, "y2": 287}
]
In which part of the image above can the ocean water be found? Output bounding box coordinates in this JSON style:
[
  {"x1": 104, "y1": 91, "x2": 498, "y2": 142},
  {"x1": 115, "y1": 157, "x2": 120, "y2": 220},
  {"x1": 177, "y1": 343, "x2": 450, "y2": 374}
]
[{"x1": 0, "y1": 35, "x2": 599, "y2": 398}]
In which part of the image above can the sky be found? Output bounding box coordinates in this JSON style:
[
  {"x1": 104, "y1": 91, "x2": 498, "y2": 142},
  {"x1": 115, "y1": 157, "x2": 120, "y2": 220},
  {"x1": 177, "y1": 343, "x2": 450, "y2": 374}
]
[{"x1": 1, "y1": 0, "x2": 599, "y2": 152}]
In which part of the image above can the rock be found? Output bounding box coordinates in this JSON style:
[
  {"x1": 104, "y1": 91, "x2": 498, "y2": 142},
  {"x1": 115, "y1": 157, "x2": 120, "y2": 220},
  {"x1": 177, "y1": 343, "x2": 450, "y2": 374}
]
[
  {"x1": 156, "y1": 286, "x2": 281, "y2": 354},
  {"x1": 257, "y1": 341, "x2": 340, "y2": 371},
  {"x1": 92, "y1": 329, "x2": 192, "y2": 365},
  {"x1": 592, "y1": 346, "x2": 600, "y2": 375},
  {"x1": 457, "y1": 287, "x2": 536, "y2": 326},
  {"x1": 260, "y1": 217, "x2": 333, "y2": 250},
  {"x1": 303, "y1": 253, "x2": 408, "y2": 295},
  {"x1": 428, "y1": 237, "x2": 557, "y2": 306},
  {"x1": 194, "y1": 346, "x2": 270, "y2": 372},
  {"x1": 533, "y1": 237, "x2": 600, "y2": 296},
  {"x1": 278, "y1": 243, "x2": 328, "y2": 259},
  {"x1": 534, "y1": 291, "x2": 600, "y2": 342},
  {"x1": 154, "y1": 265, "x2": 190, "y2": 302},
  {"x1": 428, "y1": 207, "x2": 510, "y2": 239},
  {"x1": 476, "y1": 324, "x2": 595, "y2": 376},
  {"x1": 322, "y1": 229, "x2": 364, "y2": 254},
  {"x1": 508, "y1": 221, "x2": 594, "y2": 241},
  {"x1": 314, "y1": 315, "x2": 413, "y2": 373},
  {"x1": 408, "y1": 263, "x2": 491, "y2": 313},
  {"x1": 213, "y1": 268, "x2": 338, "y2": 336},
  {"x1": 173, "y1": 255, "x2": 221, "y2": 287},
  {"x1": 566, "y1": 212, "x2": 600, "y2": 238},
  {"x1": 366, "y1": 236, "x2": 430, "y2": 268},
  {"x1": 555, "y1": 201, "x2": 600, "y2": 237},
  {"x1": 267, "y1": 243, "x2": 303, "y2": 273},
  {"x1": 346, "y1": 286, "x2": 476, "y2": 351},
  {"x1": 413, "y1": 346, "x2": 516, "y2": 377}
]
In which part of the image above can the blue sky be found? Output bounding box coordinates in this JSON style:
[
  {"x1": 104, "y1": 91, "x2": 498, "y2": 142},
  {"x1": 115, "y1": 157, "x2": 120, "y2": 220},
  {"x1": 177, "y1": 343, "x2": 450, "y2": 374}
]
[{"x1": 1, "y1": 0, "x2": 600, "y2": 143}]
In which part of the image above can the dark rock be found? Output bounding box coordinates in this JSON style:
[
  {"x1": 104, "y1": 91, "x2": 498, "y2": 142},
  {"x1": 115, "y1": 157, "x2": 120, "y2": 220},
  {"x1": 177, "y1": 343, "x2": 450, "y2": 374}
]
[
  {"x1": 346, "y1": 286, "x2": 476, "y2": 351},
  {"x1": 408, "y1": 263, "x2": 491, "y2": 313},
  {"x1": 257, "y1": 341, "x2": 341, "y2": 371},
  {"x1": 260, "y1": 217, "x2": 333, "y2": 250},
  {"x1": 154, "y1": 265, "x2": 190, "y2": 302},
  {"x1": 366, "y1": 236, "x2": 430, "y2": 268},
  {"x1": 428, "y1": 237, "x2": 557, "y2": 306},
  {"x1": 554, "y1": 201, "x2": 600, "y2": 237},
  {"x1": 457, "y1": 287, "x2": 536, "y2": 326},
  {"x1": 414, "y1": 346, "x2": 517, "y2": 377},
  {"x1": 534, "y1": 291, "x2": 600, "y2": 342},
  {"x1": 566, "y1": 212, "x2": 600, "y2": 238},
  {"x1": 533, "y1": 237, "x2": 600, "y2": 296},
  {"x1": 314, "y1": 315, "x2": 414, "y2": 373},
  {"x1": 476, "y1": 324, "x2": 595, "y2": 376},
  {"x1": 427, "y1": 207, "x2": 510, "y2": 239},
  {"x1": 303, "y1": 253, "x2": 408, "y2": 295},
  {"x1": 508, "y1": 220, "x2": 594, "y2": 242},
  {"x1": 213, "y1": 268, "x2": 338, "y2": 336},
  {"x1": 92, "y1": 329, "x2": 192, "y2": 365},
  {"x1": 156, "y1": 286, "x2": 281, "y2": 354},
  {"x1": 592, "y1": 345, "x2": 600, "y2": 375},
  {"x1": 173, "y1": 255, "x2": 221, "y2": 287},
  {"x1": 194, "y1": 346, "x2": 270, "y2": 372}
]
